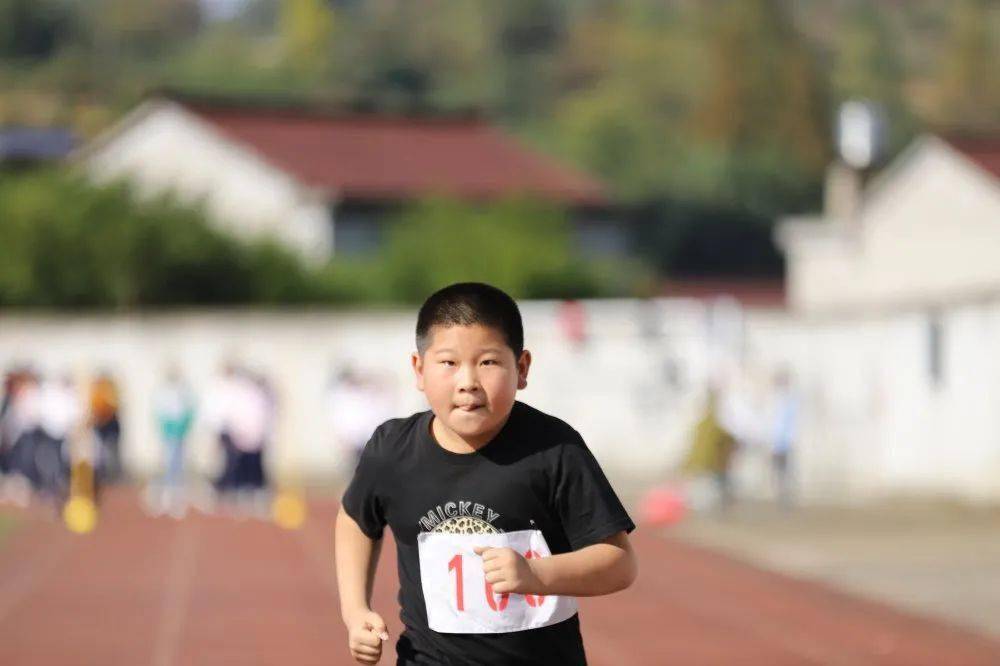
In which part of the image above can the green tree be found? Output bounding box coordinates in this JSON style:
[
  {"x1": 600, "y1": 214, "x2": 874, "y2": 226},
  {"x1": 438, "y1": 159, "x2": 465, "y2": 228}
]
[
  {"x1": 279, "y1": 0, "x2": 335, "y2": 77},
  {"x1": 343, "y1": 198, "x2": 636, "y2": 303},
  {"x1": 492, "y1": 0, "x2": 566, "y2": 120},
  {"x1": 0, "y1": 171, "x2": 315, "y2": 308},
  {"x1": 77, "y1": 0, "x2": 201, "y2": 59},
  {"x1": 323, "y1": 0, "x2": 497, "y2": 113},
  {"x1": 696, "y1": 0, "x2": 829, "y2": 170},
  {"x1": 0, "y1": 0, "x2": 74, "y2": 59},
  {"x1": 935, "y1": 0, "x2": 1000, "y2": 128},
  {"x1": 546, "y1": 3, "x2": 709, "y2": 201},
  {"x1": 692, "y1": 0, "x2": 830, "y2": 214},
  {"x1": 832, "y1": 3, "x2": 915, "y2": 153}
]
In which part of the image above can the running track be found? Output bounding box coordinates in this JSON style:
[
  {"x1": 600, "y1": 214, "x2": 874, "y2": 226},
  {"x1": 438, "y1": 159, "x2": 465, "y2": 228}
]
[{"x1": 0, "y1": 490, "x2": 997, "y2": 665}]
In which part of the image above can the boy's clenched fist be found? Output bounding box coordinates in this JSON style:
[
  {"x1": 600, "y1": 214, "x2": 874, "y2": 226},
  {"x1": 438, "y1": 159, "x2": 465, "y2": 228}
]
[{"x1": 345, "y1": 608, "x2": 389, "y2": 664}]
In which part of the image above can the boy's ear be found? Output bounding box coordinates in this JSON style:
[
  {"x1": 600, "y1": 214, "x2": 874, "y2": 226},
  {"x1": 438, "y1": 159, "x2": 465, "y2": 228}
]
[
  {"x1": 411, "y1": 351, "x2": 425, "y2": 391},
  {"x1": 516, "y1": 349, "x2": 531, "y2": 390}
]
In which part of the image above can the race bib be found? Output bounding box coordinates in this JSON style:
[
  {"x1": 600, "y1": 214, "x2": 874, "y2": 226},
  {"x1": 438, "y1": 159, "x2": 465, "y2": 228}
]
[{"x1": 417, "y1": 529, "x2": 578, "y2": 634}]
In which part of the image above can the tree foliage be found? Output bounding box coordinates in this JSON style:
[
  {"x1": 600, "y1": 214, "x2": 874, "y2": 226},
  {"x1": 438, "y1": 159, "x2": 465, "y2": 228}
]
[
  {"x1": 320, "y1": 198, "x2": 640, "y2": 304},
  {"x1": 0, "y1": 171, "x2": 314, "y2": 308},
  {"x1": 2, "y1": 0, "x2": 997, "y2": 298},
  {"x1": 0, "y1": 172, "x2": 637, "y2": 307}
]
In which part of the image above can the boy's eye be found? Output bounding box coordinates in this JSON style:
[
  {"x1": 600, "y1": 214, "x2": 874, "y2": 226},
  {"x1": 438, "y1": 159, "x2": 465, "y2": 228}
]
[
  {"x1": 440, "y1": 360, "x2": 456, "y2": 366},
  {"x1": 481, "y1": 360, "x2": 498, "y2": 366}
]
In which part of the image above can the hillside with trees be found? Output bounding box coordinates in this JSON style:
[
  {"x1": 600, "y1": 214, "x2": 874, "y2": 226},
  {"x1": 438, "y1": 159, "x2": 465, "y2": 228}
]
[{"x1": 2, "y1": 0, "x2": 997, "y2": 305}]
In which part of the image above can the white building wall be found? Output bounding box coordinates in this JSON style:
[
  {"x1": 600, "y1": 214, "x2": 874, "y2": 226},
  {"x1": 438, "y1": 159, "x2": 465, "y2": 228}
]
[
  {"x1": 862, "y1": 142, "x2": 1000, "y2": 302},
  {"x1": 3, "y1": 299, "x2": 999, "y2": 503},
  {"x1": 744, "y1": 304, "x2": 1000, "y2": 502},
  {"x1": 786, "y1": 138, "x2": 1000, "y2": 313},
  {"x1": 79, "y1": 101, "x2": 333, "y2": 263},
  {"x1": 0, "y1": 302, "x2": 713, "y2": 490}
]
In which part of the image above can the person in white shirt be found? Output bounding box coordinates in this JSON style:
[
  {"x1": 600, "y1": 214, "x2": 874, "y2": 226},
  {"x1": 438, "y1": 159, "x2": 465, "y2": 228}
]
[
  {"x1": 36, "y1": 374, "x2": 81, "y2": 503},
  {"x1": 205, "y1": 364, "x2": 273, "y2": 514},
  {"x1": 327, "y1": 367, "x2": 393, "y2": 472}
]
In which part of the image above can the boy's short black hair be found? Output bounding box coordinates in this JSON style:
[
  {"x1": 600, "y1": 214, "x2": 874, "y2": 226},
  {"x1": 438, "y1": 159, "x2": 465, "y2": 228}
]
[{"x1": 416, "y1": 282, "x2": 524, "y2": 357}]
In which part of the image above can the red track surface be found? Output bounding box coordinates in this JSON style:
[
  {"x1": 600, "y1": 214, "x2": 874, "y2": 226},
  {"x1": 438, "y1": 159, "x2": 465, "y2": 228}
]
[{"x1": 0, "y1": 490, "x2": 997, "y2": 665}]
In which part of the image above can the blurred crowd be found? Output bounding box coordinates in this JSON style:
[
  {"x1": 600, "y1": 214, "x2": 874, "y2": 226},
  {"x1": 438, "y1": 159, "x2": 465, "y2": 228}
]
[
  {"x1": 682, "y1": 368, "x2": 801, "y2": 511},
  {"x1": 0, "y1": 368, "x2": 121, "y2": 509},
  {"x1": 0, "y1": 361, "x2": 394, "y2": 521}
]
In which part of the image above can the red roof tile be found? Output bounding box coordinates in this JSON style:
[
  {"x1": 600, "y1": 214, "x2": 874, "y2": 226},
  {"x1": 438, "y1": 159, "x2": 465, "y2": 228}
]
[
  {"x1": 943, "y1": 134, "x2": 1000, "y2": 181},
  {"x1": 187, "y1": 104, "x2": 608, "y2": 206}
]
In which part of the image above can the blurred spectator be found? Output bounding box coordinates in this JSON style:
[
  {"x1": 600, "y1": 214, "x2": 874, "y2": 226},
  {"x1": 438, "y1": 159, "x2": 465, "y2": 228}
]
[
  {"x1": 89, "y1": 372, "x2": 122, "y2": 483},
  {"x1": 206, "y1": 364, "x2": 272, "y2": 514},
  {"x1": 1, "y1": 369, "x2": 19, "y2": 476},
  {"x1": 769, "y1": 369, "x2": 800, "y2": 509},
  {"x1": 637, "y1": 297, "x2": 664, "y2": 343},
  {"x1": 235, "y1": 371, "x2": 274, "y2": 497},
  {"x1": 36, "y1": 374, "x2": 80, "y2": 505},
  {"x1": 326, "y1": 366, "x2": 393, "y2": 471},
  {"x1": 206, "y1": 363, "x2": 240, "y2": 497},
  {"x1": 558, "y1": 299, "x2": 588, "y2": 350},
  {"x1": 11, "y1": 371, "x2": 42, "y2": 492},
  {"x1": 153, "y1": 367, "x2": 196, "y2": 517},
  {"x1": 0, "y1": 368, "x2": 38, "y2": 505},
  {"x1": 683, "y1": 389, "x2": 737, "y2": 511}
]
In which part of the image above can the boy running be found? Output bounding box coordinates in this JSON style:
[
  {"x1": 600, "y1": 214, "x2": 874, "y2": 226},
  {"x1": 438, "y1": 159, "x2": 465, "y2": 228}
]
[{"x1": 336, "y1": 282, "x2": 637, "y2": 665}]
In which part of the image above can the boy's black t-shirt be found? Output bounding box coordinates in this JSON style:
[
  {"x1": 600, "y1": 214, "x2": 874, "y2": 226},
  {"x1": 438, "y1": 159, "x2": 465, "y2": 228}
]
[{"x1": 342, "y1": 400, "x2": 635, "y2": 666}]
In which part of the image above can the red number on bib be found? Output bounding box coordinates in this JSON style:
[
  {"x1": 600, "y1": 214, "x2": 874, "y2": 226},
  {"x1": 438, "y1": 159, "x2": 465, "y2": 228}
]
[
  {"x1": 523, "y1": 550, "x2": 546, "y2": 607},
  {"x1": 484, "y1": 579, "x2": 510, "y2": 612},
  {"x1": 448, "y1": 554, "x2": 464, "y2": 611},
  {"x1": 446, "y1": 553, "x2": 513, "y2": 613}
]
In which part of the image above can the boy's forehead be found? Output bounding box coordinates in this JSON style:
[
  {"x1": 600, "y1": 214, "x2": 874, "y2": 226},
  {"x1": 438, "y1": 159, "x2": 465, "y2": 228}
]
[{"x1": 425, "y1": 323, "x2": 510, "y2": 351}]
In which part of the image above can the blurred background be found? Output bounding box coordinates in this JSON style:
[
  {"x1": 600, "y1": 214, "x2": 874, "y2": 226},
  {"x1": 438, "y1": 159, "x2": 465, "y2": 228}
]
[{"x1": 1, "y1": 1, "x2": 1000, "y2": 664}]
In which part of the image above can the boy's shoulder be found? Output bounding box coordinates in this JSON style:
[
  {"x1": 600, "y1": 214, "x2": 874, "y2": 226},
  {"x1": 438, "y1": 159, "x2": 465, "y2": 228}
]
[
  {"x1": 363, "y1": 410, "x2": 427, "y2": 457},
  {"x1": 506, "y1": 401, "x2": 598, "y2": 471},
  {"x1": 510, "y1": 400, "x2": 581, "y2": 444}
]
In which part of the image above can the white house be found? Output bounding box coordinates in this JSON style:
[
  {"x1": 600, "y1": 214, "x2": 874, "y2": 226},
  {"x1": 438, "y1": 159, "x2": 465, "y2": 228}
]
[
  {"x1": 777, "y1": 134, "x2": 1000, "y2": 314},
  {"x1": 72, "y1": 95, "x2": 620, "y2": 264},
  {"x1": 764, "y1": 133, "x2": 1000, "y2": 502}
]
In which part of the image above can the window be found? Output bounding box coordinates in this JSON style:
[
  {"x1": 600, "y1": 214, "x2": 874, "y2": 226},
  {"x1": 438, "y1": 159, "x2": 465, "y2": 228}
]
[
  {"x1": 333, "y1": 208, "x2": 383, "y2": 256},
  {"x1": 927, "y1": 313, "x2": 944, "y2": 388}
]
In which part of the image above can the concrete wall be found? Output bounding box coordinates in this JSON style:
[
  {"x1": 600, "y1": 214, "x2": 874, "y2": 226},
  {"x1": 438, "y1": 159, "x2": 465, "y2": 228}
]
[
  {"x1": 0, "y1": 302, "x2": 714, "y2": 488},
  {"x1": 744, "y1": 302, "x2": 1000, "y2": 502},
  {"x1": 3, "y1": 298, "x2": 999, "y2": 503}
]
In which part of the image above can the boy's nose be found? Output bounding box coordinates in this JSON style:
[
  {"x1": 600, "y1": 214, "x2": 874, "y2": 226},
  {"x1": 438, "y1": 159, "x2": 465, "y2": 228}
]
[{"x1": 456, "y1": 364, "x2": 480, "y2": 390}]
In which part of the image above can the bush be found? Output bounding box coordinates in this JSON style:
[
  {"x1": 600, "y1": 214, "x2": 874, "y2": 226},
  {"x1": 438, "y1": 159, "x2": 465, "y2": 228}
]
[
  {"x1": 0, "y1": 173, "x2": 639, "y2": 307},
  {"x1": 0, "y1": 170, "x2": 311, "y2": 308},
  {"x1": 363, "y1": 197, "x2": 642, "y2": 303}
]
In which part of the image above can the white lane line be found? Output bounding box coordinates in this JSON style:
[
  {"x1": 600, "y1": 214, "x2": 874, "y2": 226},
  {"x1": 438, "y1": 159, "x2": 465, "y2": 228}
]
[{"x1": 151, "y1": 520, "x2": 199, "y2": 666}]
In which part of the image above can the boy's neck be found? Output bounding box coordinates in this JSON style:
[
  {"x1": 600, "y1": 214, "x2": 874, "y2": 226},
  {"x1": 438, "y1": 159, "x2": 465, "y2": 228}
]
[{"x1": 430, "y1": 414, "x2": 508, "y2": 454}]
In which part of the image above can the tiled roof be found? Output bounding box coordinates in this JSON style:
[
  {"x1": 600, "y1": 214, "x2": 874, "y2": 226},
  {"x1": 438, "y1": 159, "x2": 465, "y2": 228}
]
[
  {"x1": 186, "y1": 104, "x2": 608, "y2": 206},
  {"x1": 942, "y1": 133, "x2": 1000, "y2": 181}
]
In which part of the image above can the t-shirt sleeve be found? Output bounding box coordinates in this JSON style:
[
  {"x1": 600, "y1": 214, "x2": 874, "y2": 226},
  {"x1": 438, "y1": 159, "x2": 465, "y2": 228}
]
[
  {"x1": 341, "y1": 430, "x2": 388, "y2": 540},
  {"x1": 553, "y1": 432, "x2": 636, "y2": 550}
]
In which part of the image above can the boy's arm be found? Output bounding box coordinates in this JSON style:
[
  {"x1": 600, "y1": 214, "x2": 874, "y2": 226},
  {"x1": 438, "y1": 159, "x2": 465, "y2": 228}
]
[
  {"x1": 336, "y1": 505, "x2": 383, "y2": 615},
  {"x1": 335, "y1": 505, "x2": 389, "y2": 663},
  {"x1": 475, "y1": 530, "x2": 637, "y2": 598}
]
